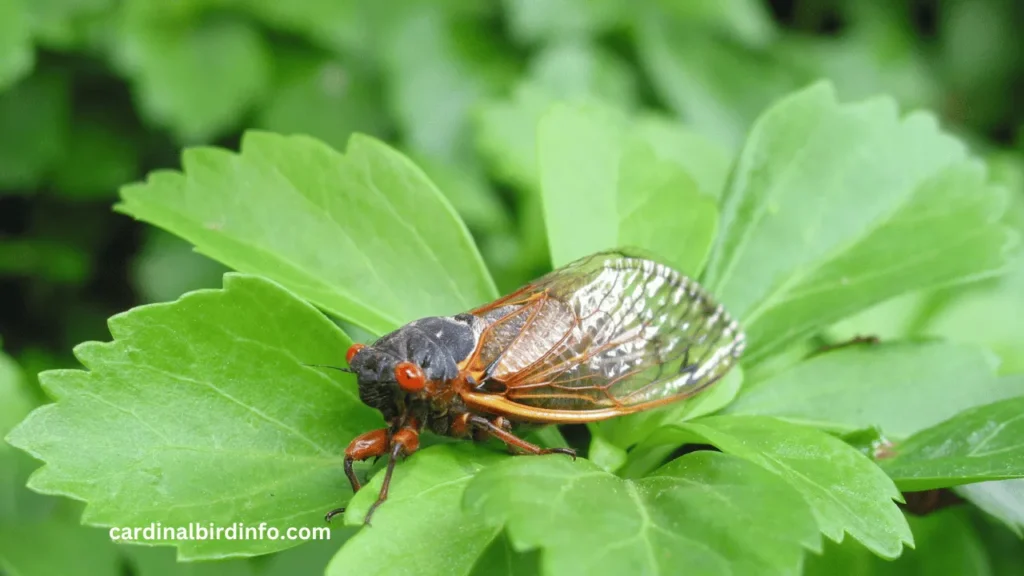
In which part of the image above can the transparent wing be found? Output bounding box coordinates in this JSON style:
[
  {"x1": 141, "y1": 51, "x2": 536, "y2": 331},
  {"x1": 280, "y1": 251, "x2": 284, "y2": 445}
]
[{"x1": 459, "y1": 251, "x2": 745, "y2": 421}]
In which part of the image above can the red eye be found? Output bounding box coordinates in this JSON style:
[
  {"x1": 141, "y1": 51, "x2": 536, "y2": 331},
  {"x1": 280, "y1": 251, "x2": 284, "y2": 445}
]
[
  {"x1": 394, "y1": 362, "x2": 426, "y2": 392},
  {"x1": 346, "y1": 343, "x2": 365, "y2": 365}
]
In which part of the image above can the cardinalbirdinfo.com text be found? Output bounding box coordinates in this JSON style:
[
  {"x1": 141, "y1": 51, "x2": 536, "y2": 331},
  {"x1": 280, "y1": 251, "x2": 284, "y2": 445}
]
[{"x1": 108, "y1": 522, "x2": 331, "y2": 542}]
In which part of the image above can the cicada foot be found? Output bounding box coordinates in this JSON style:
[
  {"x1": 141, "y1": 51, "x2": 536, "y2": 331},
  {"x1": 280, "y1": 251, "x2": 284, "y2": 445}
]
[
  {"x1": 817, "y1": 334, "x2": 880, "y2": 355},
  {"x1": 539, "y1": 446, "x2": 577, "y2": 460}
]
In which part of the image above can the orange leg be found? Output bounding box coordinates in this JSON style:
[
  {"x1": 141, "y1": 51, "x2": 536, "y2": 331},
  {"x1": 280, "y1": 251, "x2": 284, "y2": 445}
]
[
  {"x1": 325, "y1": 426, "x2": 420, "y2": 525},
  {"x1": 465, "y1": 414, "x2": 576, "y2": 459},
  {"x1": 817, "y1": 335, "x2": 879, "y2": 355},
  {"x1": 325, "y1": 428, "x2": 390, "y2": 523}
]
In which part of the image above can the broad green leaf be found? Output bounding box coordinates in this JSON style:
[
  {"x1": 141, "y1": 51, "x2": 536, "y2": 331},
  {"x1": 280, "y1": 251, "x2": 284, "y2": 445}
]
[
  {"x1": 468, "y1": 532, "x2": 540, "y2": 576},
  {"x1": 586, "y1": 424, "x2": 627, "y2": 473},
  {"x1": 958, "y1": 478, "x2": 1024, "y2": 536},
  {"x1": 598, "y1": 366, "x2": 743, "y2": 452},
  {"x1": 465, "y1": 451, "x2": 820, "y2": 576},
  {"x1": 124, "y1": 545, "x2": 257, "y2": 576},
  {"x1": 881, "y1": 396, "x2": 1024, "y2": 491},
  {"x1": 380, "y1": 5, "x2": 515, "y2": 164},
  {"x1": 475, "y1": 82, "x2": 551, "y2": 193},
  {"x1": 727, "y1": 342, "x2": 1024, "y2": 438},
  {"x1": 475, "y1": 83, "x2": 728, "y2": 199},
  {"x1": 702, "y1": 82, "x2": 1014, "y2": 363},
  {"x1": 0, "y1": 522, "x2": 121, "y2": 576},
  {"x1": 406, "y1": 150, "x2": 511, "y2": 235},
  {"x1": 635, "y1": 2, "x2": 800, "y2": 149},
  {"x1": 117, "y1": 131, "x2": 497, "y2": 335},
  {"x1": 630, "y1": 115, "x2": 732, "y2": 200},
  {"x1": 780, "y1": 35, "x2": 939, "y2": 119},
  {"x1": 804, "y1": 509, "x2": 991, "y2": 576},
  {"x1": 681, "y1": 416, "x2": 912, "y2": 558},
  {"x1": 528, "y1": 40, "x2": 638, "y2": 110},
  {"x1": 501, "y1": 0, "x2": 625, "y2": 44},
  {"x1": 261, "y1": 537, "x2": 354, "y2": 576},
  {"x1": 0, "y1": 0, "x2": 33, "y2": 90},
  {"x1": 5, "y1": 275, "x2": 379, "y2": 559},
  {"x1": 538, "y1": 103, "x2": 719, "y2": 275},
  {"x1": 237, "y1": 0, "x2": 366, "y2": 54},
  {"x1": 329, "y1": 444, "x2": 506, "y2": 576},
  {"x1": 113, "y1": 17, "x2": 271, "y2": 142},
  {"x1": 256, "y1": 48, "x2": 389, "y2": 153},
  {"x1": 923, "y1": 250, "x2": 1024, "y2": 375},
  {"x1": 50, "y1": 115, "x2": 139, "y2": 198},
  {"x1": 0, "y1": 349, "x2": 47, "y2": 521},
  {"x1": 646, "y1": 0, "x2": 776, "y2": 46},
  {"x1": 0, "y1": 71, "x2": 69, "y2": 189},
  {"x1": 474, "y1": 40, "x2": 643, "y2": 196},
  {"x1": 21, "y1": 0, "x2": 114, "y2": 50}
]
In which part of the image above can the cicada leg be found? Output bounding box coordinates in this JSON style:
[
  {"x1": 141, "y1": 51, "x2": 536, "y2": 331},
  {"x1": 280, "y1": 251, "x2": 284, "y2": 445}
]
[
  {"x1": 325, "y1": 428, "x2": 390, "y2": 523},
  {"x1": 463, "y1": 413, "x2": 576, "y2": 459},
  {"x1": 362, "y1": 426, "x2": 419, "y2": 525},
  {"x1": 817, "y1": 334, "x2": 879, "y2": 355}
]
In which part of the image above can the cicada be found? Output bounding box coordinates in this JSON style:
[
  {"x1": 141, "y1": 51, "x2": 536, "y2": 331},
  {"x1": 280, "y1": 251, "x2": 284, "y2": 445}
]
[{"x1": 325, "y1": 250, "x2": 745, "y2": 523}]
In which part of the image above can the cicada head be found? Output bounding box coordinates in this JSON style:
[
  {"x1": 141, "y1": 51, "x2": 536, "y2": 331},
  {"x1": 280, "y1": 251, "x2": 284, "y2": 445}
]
[{"x1": 346, "y1": 315, "x2": 478, "y2": 422}]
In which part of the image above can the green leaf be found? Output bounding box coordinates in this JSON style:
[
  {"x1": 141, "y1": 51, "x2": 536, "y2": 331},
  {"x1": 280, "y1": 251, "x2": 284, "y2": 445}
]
[
  {"x1": 0, "y1": 522, "x2": 121, "y2": 576},
  {"x1": 923, "y1": 250, "x2": 1024, "y2": 375},
  {"x1": 237, "y1": 0, "x2": 367, "y2": 54},
  {"x1": 0, "y1": 349, "x2": 47, "y2": 522},
  {"x1": 468, "y1": 532, "x2": 540, "y2": 576},
  {"x1": 681, "y1": 416, "x2": 912, "y2": 558},
  {"x1": 881, "y1": 396, "x2": 1024, "y2": 491},
  {"x1": 22, "y1": 0, "x2": 115, "y2": 50},
  {"x1": 502, "y1": 0, "x2": 625, "y2": 44},
  {"x1": 804, "y1": 509, "x2": 991, "y2": 576},
  {"x1": 958, "y1": 478, "x2": 1024, "y2": 536},
  {"x1": 727, "y1": 342, "x2": 1024, "y2": 438},
  {"x1": 464, "y1": 451, "x2": 820, "y2": 576},
  {"x1": 380, "y1": 6, "x2": 515, "y2": 163},
  {"x1": 124, "y1": 545, "x2": 257, "y2": 576},
  {"x1": 113, "y1": 17, "x2": 271, "y2": 142},
  {"x1": 117, "y1": 131, "x2": 496, "y2": 335},
  {"x1": 630, "y1": 115, "x2": 732, "y2": 200},
  {"x1": 701, "y1": 82, "x2": 1015, "y2": 363},
  {"x1": 538, "y1": 103, "x2": 719, "y2": 275},
  {"x1": 635, "y1": 2, "x2": 800, "y2": 149},
  {"x1": 406, "y1": 150, "x2": 512, "y2": 235},
  {"x1": 256, "y1": 48, "x2": 389, "y2": 153},
  {"x1": 328, "y1": 444, "x2": 506, "y2": 576},
  {"x1": 586, "y1": 424, "x2": 627, "y2": 473},
  {"x1": 261, "y1": 537, "x2": 354, "y2": 576},
  {"x1": 527, "y1": 40, "x2": 638, "y2": 110},
  {"x1": 0, "y1": 0, "x2": 34, "y2": 90},
  {"x1": 5, "y1": 275, "x2": 379, "y2": 559},
  {"x1": 0, "y1": 70, "x2": 69, "y2": 189}
]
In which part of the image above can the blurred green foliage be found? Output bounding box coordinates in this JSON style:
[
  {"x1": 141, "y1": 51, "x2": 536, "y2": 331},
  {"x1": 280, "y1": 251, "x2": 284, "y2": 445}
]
[{"x1": 1, "y1": 0, "x2": 1023, "y2": 574}]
